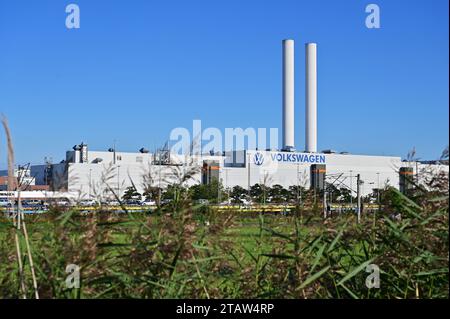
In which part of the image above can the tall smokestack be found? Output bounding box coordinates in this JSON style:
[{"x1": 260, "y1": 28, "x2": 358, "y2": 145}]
[
  {"x1": 282, "y1": 39, "x2": 295, "y2": 151},
  {"x1": 305, "y1": 43, "x2": 317, "y2": 153}
]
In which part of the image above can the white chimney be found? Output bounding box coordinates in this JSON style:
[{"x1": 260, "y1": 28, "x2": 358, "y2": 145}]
[
  {"x1": 282, "y1": 39, "x2": 295, "y2": 151},
  {"x1": 305, "y1": 43, "x2": 317, "y2": 153}
]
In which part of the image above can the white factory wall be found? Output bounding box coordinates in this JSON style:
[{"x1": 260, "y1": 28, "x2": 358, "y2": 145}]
[
  {"x1": 220, "y1": 151, "x2": 403, "y2": 196},
  {"x1": 325, "y1": 153, "x2": 402, "y2": 195},
  {"x1": 28, "y1": 149, "x2": 448, "y2": 199},
  {"x1": 66, "y1": 163, "x2": 185, "y2": 199},
  {"x1": 414, "y1": 162, "x2": 449, "y2": 190},
  {"x1": 63, "y1": 154, "x2": 223, "y2": 199}
]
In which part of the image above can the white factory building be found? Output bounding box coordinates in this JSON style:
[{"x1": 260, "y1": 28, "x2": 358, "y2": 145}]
[
  {"x1": 3, "y1": 147, "x2": 445, "y2": 202},
  {"x1": 223, "y1": 150, "x2": 402, "y2": 193},
  {"x1": 24, "y1": 145, "x2": 404, "y2": 200},
  {"x1": 6, "y1": 39, "x2": 447, "y2": 201},
  {"x1": 29, "y1": 145, "x2": 222, "y2": 201}
]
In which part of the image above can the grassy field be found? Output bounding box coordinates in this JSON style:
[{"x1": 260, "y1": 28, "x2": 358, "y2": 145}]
[{"x1": 0, "y1": 186, "x2": 448, "y2": 299}]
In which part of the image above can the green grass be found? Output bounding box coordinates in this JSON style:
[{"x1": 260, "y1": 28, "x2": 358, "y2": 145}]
[{"x1": 0, "y1": 187, "x2": 448, "y2": 299}]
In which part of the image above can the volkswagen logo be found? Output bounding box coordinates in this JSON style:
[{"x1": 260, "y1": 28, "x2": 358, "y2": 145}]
[{"x1": 253, "y1": 152, "x2": 264, "y2": 166}]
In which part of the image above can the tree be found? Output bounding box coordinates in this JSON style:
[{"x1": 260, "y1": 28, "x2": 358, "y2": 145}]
[
  {"x1": 143, "y1": 186, "x2": 161, "y2": 202},
  {"x1": 268, "y1": 184, "x2": 289, "y2": 203},
  {"x1": 163, "y1": 184, "x2": 187, "y2": 201},
  {"x1": 189, "y1": 179, "x2": 225, "y2": 204},
  {"x1": 250, "y1": 184, "x2": 264, "y2": 203},
  {"x1": 122, "y1": 186, "x2": 141, "y2": 201},
  {"x1": 230, "y1": 185, "x2": 247, "y2": 204},
  {"x1": 189, "y1": 184, "x2": 205, "y2": 201}
]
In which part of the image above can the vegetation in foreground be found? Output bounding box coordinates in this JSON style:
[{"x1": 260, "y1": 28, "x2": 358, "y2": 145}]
[{"x1": 0, "y1": 181, "x2": 448, "y2": 298}]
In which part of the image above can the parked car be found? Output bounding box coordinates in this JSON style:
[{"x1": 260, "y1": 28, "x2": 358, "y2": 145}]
[
  {"x1": 124, "y1": 199, "x2": 142, "y2": 206},
  {"x1": 100, "y1": 200, "x2": 121, "y2": 206},
  {"x1": 141, "y1": 199, "x2": 156, "y2": 206},
  {"x1": 21, "y1": 200, "x2": 40, "y2": 208},
  {"x1": 0, "y1": 198, "x2": 12, "y2": 208},
  {"x1": 49, "y1": 198, "x2": 71, "y2": 207},
  {"x1": 79, "y1": 199, "x2": 99, "y2": 207}
]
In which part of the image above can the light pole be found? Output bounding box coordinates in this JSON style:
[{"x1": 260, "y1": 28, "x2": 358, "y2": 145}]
[
  {"x1": 356, "y1": 174, "x2": 364, "y2": 223},
  {"x1": 368, "y1": 182, "x2": 375, "y2": 202}
]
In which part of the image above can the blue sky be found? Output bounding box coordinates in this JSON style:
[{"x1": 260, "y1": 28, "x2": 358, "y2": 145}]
[{"x1": 0, "y1": 0, "x2": 448, "y2": 167}]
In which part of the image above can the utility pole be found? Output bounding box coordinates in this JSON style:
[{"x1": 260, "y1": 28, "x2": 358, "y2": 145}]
[{"x1": 323, "y1": 190, "x2": 327, "y2": 219}]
